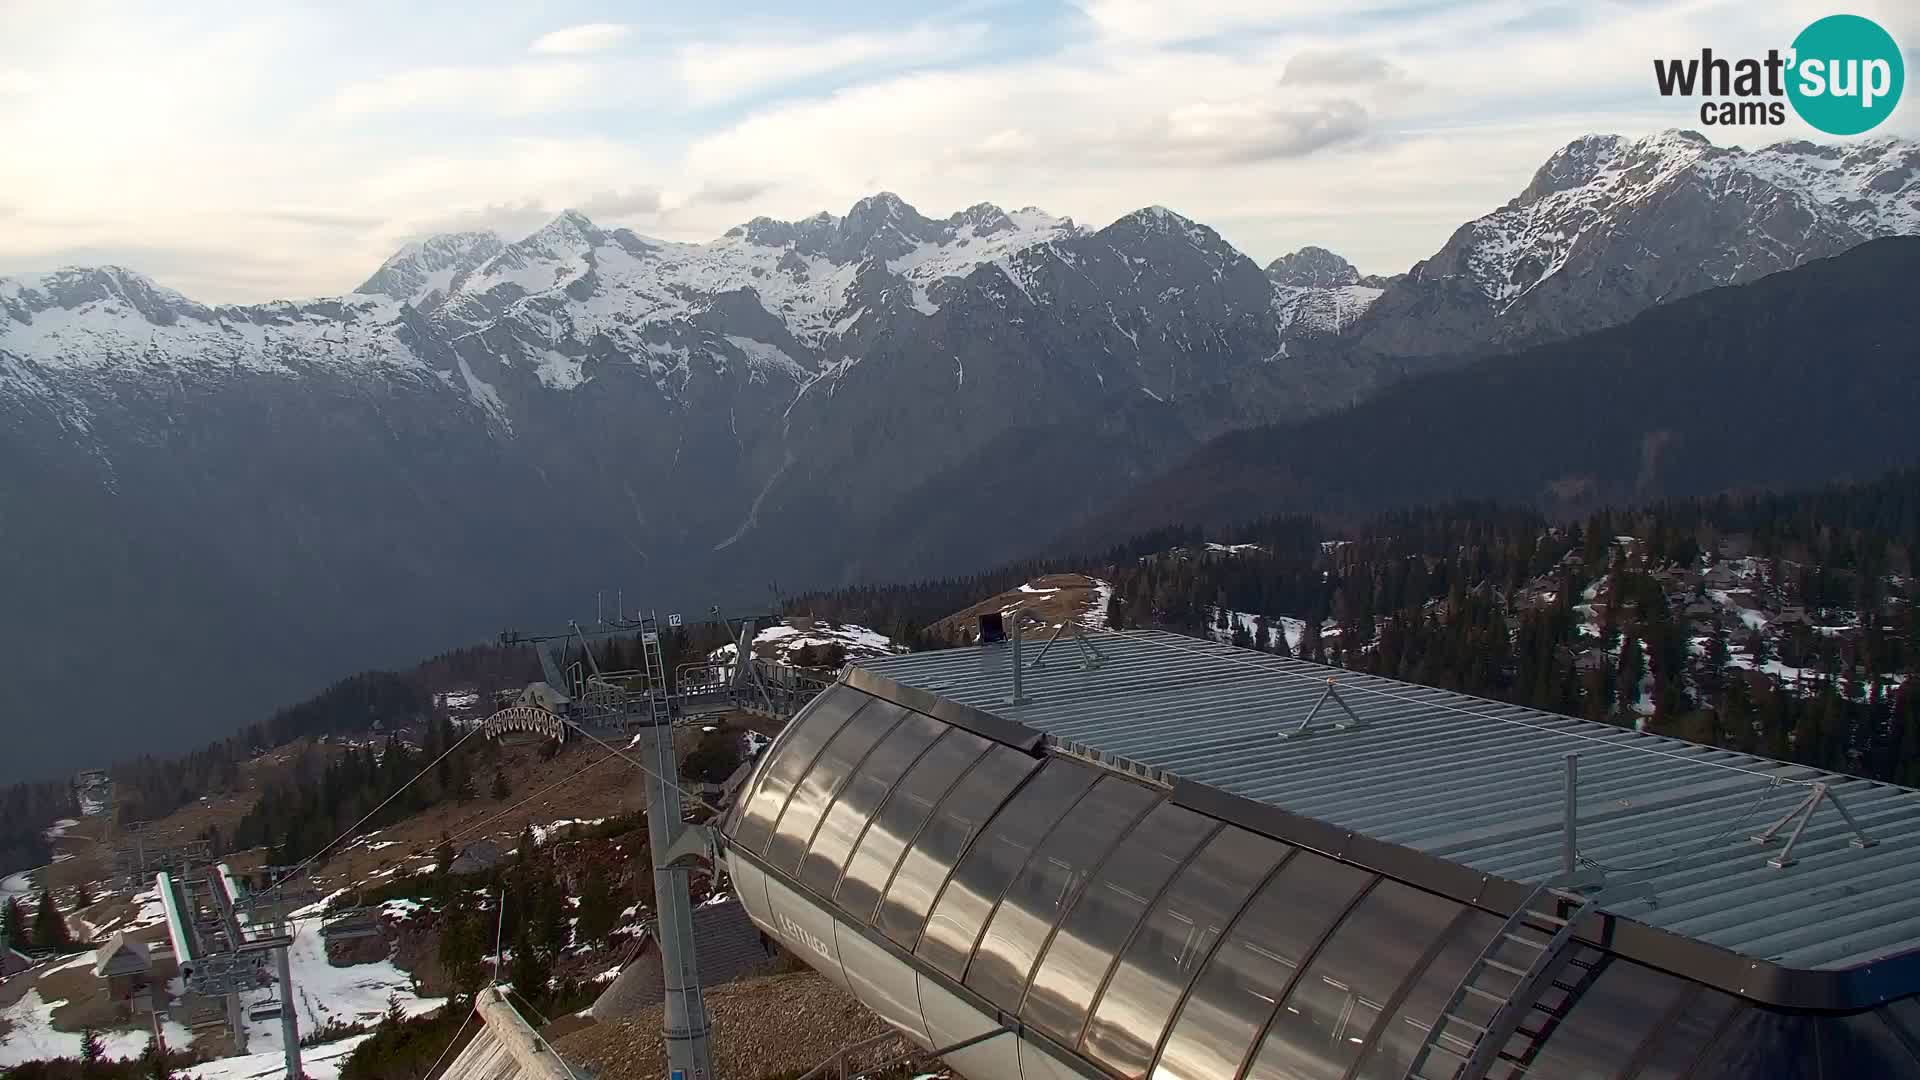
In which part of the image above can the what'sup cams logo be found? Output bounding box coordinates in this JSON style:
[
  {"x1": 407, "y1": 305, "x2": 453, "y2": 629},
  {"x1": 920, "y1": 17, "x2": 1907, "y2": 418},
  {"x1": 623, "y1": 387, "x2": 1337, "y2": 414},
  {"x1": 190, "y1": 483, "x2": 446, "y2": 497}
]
[{"x1": 1654, "y1": 14, "x2": 1904, "y2": 134}]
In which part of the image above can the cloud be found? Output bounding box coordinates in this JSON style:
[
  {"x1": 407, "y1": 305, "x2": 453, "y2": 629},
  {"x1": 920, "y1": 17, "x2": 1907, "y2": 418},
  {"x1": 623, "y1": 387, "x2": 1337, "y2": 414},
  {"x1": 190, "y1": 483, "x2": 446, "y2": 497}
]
[
  {"x1": 260, "y1": 208, "x2": 387, "y2": 230},
  {"x1": 1281, "y1": 49, "x2": 1402, "y2": 86},
  {"x1": 687, "y1": 180, "x2": 772, "y2": 206},
  {"x1": 531, "y1": 23, "x2": 632, "y2": 55},
  {"x1": 576, "y1": 186, "x2": 664, "y2": 219},
  {"x1": 330, "y1": 63, "x2": 598, "y2": 116},
  {"x1": 407, "y1": 199, "x2": 558, "y2": 243},
  {"x1": 675, "y1": 23, "x2": 987, "y2": 105},
  {"x1": 0, "y1": 69, "x2": 37, "y2": 98},
  {"x1": 1123, "y1": 99, "x2": 1369, "y2": 164}
]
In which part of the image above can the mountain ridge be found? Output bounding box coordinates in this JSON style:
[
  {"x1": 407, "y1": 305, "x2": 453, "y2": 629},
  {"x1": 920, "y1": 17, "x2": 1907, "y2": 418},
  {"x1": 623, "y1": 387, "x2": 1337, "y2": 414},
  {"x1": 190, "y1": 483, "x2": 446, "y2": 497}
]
[
  {"x1": 1066, "y1": 236, "x2": 1920, "y2": 544},
  {"x1": 3, "y1": 131, "x2": 1918, "y2": 780}
]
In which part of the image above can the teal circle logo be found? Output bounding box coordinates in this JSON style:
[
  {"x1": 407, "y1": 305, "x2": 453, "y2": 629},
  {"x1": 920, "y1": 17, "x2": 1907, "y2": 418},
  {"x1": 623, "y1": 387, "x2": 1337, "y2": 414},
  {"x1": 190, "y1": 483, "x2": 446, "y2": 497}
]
[{"x1": 1787, "y1": 15, "x2": 1904, "y2": 135}]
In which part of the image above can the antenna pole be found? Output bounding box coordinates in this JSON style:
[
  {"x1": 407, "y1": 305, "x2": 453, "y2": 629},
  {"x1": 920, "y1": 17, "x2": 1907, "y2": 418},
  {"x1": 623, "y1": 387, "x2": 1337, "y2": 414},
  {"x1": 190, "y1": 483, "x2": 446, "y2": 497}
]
[{"x1": 1562, "y1": 753, "x2": 1578, "y2": 878}]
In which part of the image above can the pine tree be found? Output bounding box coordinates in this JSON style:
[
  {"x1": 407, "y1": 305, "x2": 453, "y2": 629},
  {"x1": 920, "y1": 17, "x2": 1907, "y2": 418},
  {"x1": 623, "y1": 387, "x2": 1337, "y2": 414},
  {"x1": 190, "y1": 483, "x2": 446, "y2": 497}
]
[
  {"x1": 1617, "y1": 635, "x2": 1645, "y2": 716},
  {"x1": 81, "y1": 1028, "x2": 105, "y2": 1075},
  {"x1": 73, "y1": 881, "x2": 96, "y2": 911},
  {"x1": 435, "y1": 833, "x2": 455, "y2": 875},
  {"x1": 0, "y1": 895, "x2": 24, "y2": 949},
  {"x1": 491, "y1": 769, "x2": 512, "y2": 801},
  {"x1": 31, "y1": 890, "x2": 70, "y2": 951},
  {"x1": 573, "y1": 868, "x2": 622, "y2": 946},
  {"x1": 438, "y1": 909, "x2": 485, "y2": 1002},
  {"x1": 507, "y1": 924, "x2": 550, "y2": 1002},
  {"x1": 139, "y1": 1033, "x2": 171, "y2": 1080}
]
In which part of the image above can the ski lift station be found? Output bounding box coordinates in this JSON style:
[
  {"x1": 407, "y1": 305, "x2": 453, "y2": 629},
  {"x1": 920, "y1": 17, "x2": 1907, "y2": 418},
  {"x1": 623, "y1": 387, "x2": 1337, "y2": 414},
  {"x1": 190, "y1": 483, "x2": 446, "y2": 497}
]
[{"x1": 720, "y1": 626, "x2": 1920, "y2": 1079}]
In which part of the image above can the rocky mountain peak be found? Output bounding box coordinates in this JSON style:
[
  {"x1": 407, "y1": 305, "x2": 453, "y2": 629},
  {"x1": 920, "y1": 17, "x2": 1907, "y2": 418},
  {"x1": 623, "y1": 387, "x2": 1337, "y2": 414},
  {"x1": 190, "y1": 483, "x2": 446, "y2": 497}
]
[
  {"x1": 1266, "y1": 246, "x2": 1361, "y2": 288},
  {"x1": 836, "y1": 192, "x2": 938, "y2": 261},
  {"x1": 951, "y1": 201, "x2": 1014, "y2": 236},
  {"x1": 356, "y1": 230, "x2": 504, "y2": 306},
  {"x1": 1517, "y1": 134, "x2": 1630, "y2": 204}
]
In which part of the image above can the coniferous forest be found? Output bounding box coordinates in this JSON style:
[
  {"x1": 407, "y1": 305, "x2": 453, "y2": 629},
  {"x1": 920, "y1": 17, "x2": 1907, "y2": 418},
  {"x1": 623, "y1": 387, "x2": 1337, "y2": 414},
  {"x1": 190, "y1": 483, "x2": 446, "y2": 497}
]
[
  {"x1": 5, "y1": 471, "x2": 1920, "y2": 880},
  {"x1": 791, "y1": 469, "x2": 1920, "y2": 785}
]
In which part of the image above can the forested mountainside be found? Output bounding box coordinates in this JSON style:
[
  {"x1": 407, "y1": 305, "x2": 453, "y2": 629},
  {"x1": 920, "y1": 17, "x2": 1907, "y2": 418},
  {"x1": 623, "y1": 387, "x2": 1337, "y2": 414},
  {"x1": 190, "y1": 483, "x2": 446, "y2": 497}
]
[
  {"x1": 796, "y1": 468, "x2": 1920, "y2": 784},
  {"x1": 3, "y1": 133, "x2": 1914, "y2": 781},
  {"x1": 1068, "y1": 236, "x2": 1920, "y2": 545}
]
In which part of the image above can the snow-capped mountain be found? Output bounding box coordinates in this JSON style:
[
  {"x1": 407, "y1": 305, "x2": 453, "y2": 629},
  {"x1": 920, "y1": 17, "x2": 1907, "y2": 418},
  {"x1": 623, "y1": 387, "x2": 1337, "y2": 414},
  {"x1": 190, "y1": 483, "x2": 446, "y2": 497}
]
[
  {"x1": 1263, "y1": 247, "x2": 1392, "y2": 339},
  {"x1": 2, "y1": 131, "x2": 1916, "y2": 772},
  {"x1": 1346, "y1": 130, "x2": 1920, "y2": 358},
  {"x1": 356, "y1": 231, "x2": 504, "y2": 309},
  {"x1": 431, "y1": 193, "x2": 1078, "y2": 350}
]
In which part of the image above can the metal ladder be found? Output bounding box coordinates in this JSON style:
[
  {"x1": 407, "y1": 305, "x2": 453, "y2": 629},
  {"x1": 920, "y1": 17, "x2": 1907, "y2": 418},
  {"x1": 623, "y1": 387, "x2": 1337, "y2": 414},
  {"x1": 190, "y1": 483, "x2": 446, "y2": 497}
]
[
  {"x1": 1406, "y1": 882, "x2": 1596, "y2": 1080},
  {"x1": 639, "y1": 613, "x2": 674, "y2": 728}
]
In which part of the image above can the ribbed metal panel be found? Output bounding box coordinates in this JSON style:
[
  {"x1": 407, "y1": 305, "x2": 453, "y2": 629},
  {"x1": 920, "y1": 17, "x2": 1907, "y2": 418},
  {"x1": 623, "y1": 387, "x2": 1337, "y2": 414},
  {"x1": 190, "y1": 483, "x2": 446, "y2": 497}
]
[{"x1": 855, "y1": 630, "x2": 1920, "y2": 975}]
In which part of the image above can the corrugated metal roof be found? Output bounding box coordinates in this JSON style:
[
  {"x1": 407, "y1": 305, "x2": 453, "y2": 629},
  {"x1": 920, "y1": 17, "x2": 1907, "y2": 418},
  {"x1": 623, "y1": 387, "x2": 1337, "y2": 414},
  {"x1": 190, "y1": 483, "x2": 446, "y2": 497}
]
[{"x1": 854, "y1": 629, "x2": 1920, "y2": 974}]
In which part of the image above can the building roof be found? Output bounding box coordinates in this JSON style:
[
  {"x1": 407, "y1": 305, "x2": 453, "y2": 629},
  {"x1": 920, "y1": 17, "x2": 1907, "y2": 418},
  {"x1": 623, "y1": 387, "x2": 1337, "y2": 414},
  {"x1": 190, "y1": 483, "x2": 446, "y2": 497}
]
[
  {"x1": 588, "y1": 898, "x2": 777, "y2": 1021},
  {"x1": 93, "y1": 932, "x2": 151, "y2": 978},
  {"x1": 851, "y1": 630, "x2": 1920, "y2": 991}
]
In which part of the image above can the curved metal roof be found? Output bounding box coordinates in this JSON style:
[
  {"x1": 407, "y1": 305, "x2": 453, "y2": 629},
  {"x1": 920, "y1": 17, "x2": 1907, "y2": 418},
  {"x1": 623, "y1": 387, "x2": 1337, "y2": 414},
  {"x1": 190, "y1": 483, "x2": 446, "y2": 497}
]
[{"x1": 852, "y1": 630, "x2": 1920, "y2": 989}]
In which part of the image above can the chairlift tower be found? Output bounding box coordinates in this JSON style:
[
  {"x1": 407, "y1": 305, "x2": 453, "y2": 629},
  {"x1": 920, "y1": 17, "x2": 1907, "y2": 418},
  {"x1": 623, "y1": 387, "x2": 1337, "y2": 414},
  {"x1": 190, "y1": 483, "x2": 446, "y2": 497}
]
[
  {"x1": 481, "y1": 601, "x2": 844, "y2": 1080},
  {"x1": 633, "y1": 611, "x2": 714, "y2": 1079}
]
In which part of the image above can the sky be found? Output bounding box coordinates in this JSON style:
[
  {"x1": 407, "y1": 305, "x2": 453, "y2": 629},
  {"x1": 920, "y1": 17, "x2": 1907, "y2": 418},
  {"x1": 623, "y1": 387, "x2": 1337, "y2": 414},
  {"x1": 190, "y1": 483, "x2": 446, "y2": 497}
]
[{"x1": 0, "y1": 0, "x2": 1914, "y2": 303}]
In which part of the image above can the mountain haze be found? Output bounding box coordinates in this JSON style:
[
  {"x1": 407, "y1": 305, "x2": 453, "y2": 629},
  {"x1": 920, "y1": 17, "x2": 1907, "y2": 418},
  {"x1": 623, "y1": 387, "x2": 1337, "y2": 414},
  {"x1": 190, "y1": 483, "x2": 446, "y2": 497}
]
[
  {"x1": 1070, "y1": 237, "x2": 1920, "y2": 541},
  {"x1": 1, "y1": 131, "x2": 1916, "y2": 779}
]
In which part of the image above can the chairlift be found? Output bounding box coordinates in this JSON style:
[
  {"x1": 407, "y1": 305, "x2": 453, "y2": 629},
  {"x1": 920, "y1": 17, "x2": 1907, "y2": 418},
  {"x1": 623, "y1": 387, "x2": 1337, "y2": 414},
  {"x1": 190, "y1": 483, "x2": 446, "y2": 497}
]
[{"x1": 246, "y1": 998, "x2": 284, "y2": 1022}]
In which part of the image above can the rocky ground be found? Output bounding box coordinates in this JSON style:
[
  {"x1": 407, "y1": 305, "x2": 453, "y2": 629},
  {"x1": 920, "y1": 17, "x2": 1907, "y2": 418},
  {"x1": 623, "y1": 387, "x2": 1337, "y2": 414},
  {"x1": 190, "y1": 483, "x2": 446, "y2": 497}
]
[{"x1": 556, "y1": 971, "x2": 941, "y2": 1080}]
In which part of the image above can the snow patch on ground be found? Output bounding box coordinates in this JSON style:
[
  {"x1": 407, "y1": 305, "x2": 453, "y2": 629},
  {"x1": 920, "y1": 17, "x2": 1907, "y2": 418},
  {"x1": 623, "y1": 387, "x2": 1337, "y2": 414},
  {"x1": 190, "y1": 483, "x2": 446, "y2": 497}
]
[
  {"x1": 712, "y1": 621, "x2": 901, "y2": 669},
  {"x1": 231, "y1": 914, "x2": 444, "y2": 1059},
  {"x1": 0, "y1": 990, "x2": 194, "y2": 1067},
  {"x1": 183, "y1": 1032, "x2": 372, "y2": 1080}
]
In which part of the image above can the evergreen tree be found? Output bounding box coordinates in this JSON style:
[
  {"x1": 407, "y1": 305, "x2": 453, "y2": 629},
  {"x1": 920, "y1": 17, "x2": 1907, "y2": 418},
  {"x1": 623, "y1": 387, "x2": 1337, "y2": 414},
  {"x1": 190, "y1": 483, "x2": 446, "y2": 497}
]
[
  {"x1": 31, "y1": 890, "x2": 70, "y2": 951},
  {"x1": 0, "y1": 895, "x2": 24, "y2": 948},
  {"x1": 506, "y1": 924, "x2": 550, "y2": 1002},
  {"x1": 1617, "y1": 635, "x2": 1645, "y2": 716},
  {"x1": 491, "y1": 770, "x2": 512, "y2": 801},
  {"x1": 73, "y1": 881, "x2": 96, "y2": 911},
  {"x1": 438, "y1": 909, "x2": 486, "y2": 1002},
  {"x1": 81, "y1": 1028, "x2": 105, "y2": 1075},
  {"x1": 573, "y1": 868, "x2": 622, "y2": 947},
  {"x1": 139, "y1": 1034, "x2": 171, "y2": 1080},
  {"x1": 1299, "y1": 618, "x2": 1324, "y2": 664}
]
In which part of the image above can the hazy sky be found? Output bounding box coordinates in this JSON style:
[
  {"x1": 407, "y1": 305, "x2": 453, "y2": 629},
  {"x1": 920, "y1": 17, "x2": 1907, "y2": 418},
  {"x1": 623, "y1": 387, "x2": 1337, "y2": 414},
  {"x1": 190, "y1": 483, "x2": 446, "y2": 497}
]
[{"x1": 1, "y1": 0, "x2": 1914, "y2": 302}]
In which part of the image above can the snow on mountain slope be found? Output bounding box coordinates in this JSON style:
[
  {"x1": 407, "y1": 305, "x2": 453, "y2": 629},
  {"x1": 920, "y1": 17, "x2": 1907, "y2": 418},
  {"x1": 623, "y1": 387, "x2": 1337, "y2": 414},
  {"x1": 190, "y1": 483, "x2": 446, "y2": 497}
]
[
  {"x1": 354, "y1": 230, "x2": 503, "y2": 308},
  {"x1": 0, "y1": 266, "x2": 416, "y2": 378},
  {"x1": 1265, "y1": 247, "x2": 1385, "y2": 335},
  {"x1": 442, "y1": 195, "x2": 1078, "y2": 348},
  {"x1": 1273, "y1": 282, "x2": 1384, "y2": 335},
  {"x1": 0, "y1": 195, "x2": 1077, "y2": 407},
  {"x1": 1431, "y1": 131, "x2": 1919, "y2": 313}
]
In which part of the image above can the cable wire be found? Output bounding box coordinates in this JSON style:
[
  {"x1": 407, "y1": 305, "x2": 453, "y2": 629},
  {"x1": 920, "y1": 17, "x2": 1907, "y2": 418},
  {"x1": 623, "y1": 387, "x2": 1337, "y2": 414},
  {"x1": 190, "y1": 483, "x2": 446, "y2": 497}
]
[
  {"x1": 503, "y1": 986, "x2": 581, "y2": 1080},
  {"x1": 561, "y1": 720, "x2": 725, "y2": 817},
  {"x1": 440, "y1": 750, "x2": 617, "y2": 853},
  {"x1": 266, "y1": 724, "x2": 489, "y2": 904},
  {"x1": 422, "y1": 1004, "x2": 478, "y2": 1080}
]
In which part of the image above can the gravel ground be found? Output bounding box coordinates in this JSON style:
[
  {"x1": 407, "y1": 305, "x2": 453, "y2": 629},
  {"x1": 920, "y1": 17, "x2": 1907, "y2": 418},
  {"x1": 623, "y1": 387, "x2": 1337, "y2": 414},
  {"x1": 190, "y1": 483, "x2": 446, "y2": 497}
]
[{"x1": 556, "y1": 971, "x2": 934, "y2": 1080}]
